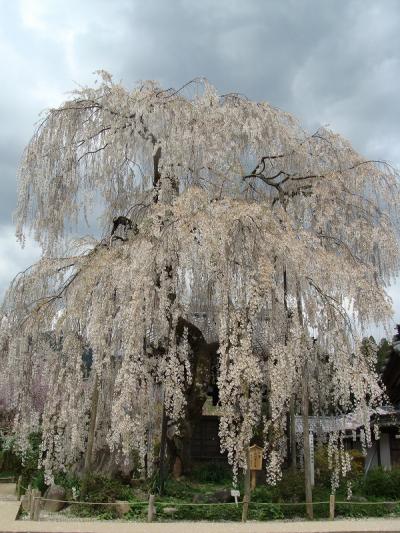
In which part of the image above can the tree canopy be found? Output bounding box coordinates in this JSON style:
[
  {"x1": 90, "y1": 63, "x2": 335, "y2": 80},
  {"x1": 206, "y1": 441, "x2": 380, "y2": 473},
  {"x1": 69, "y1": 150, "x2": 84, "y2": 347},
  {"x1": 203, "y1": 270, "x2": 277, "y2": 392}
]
[{"x1": 1, "y1": 72, "x2": 399, "y2": 487}]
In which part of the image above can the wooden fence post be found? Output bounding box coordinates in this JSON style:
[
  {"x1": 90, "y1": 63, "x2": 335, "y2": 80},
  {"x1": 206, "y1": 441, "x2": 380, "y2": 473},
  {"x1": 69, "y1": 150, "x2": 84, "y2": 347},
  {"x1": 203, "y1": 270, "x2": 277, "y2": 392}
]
[
  {"x1": 147, "y1": 494, "x2": 155, "y2": 522},
  {"x1": 27, "y1": 483, "x2": 32, "y2": 510},
  {"x1": 329, "y1": 493, "x2": 335, "y2": 520},
  {"x1": 16, "y1": 476, "x2": 22, "y2": 500},
  {"x1": 33, "y1": 496, "x2": 41, "y2": 521},
  {"x1": 242, "y1": 494, "x2": 249, "y2": 523},
  {"x1": 242, "y1": 446, "x2": 251, "y2": 522},
  {"x1": 29, "y1": 489, "x2": 40, "y2": 520}
]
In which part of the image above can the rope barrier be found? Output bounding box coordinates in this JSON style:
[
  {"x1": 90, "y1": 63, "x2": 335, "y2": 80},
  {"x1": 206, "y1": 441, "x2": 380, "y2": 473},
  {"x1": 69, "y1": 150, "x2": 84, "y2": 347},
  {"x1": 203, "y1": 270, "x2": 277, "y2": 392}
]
[
  {"x1": 37, "y1": 497, "x2": 238, "y2": 507},
  {"x1": 248, "y1": 501, "x2": 329, "y2": 506},
  {"x1": 335, "y1": 500, "x2": 400, "y2": 505},
  {"x1": 36, "y1": 497, "x2": 329, "y2": 508},
  {"x1": 21, "y1": 494, "x2": 400, "y2": 511},
  {"x1": 37, "y1": 497, "x2": 148, "y2": 506},
  {"x1": 28, "y1": 495, "x2": 400, "y2": 507},
  {"x1": 19, "y1": 491, "x2": 400, "y2": 524},
  {"x1": 156, "y1": 501, "x2": 241, "y2": 507}
]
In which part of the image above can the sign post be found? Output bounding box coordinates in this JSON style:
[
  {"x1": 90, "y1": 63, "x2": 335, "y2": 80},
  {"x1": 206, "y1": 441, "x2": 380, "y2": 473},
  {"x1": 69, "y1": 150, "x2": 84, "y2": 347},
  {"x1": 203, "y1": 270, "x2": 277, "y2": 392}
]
[
  {"x1": 309, "y1": 432, "x2": 314, "y2": 487},
  {"x1": 249, "y1": 444, "x2": 263, "y2": 490},
  {"x1": 231, "y1": 489, "x2": 240, "y2": 506}
]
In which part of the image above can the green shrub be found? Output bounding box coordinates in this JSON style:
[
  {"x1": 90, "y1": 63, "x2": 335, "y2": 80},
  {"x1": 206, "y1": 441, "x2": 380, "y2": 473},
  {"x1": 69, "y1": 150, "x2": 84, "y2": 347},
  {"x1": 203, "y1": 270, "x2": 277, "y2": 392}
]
[
  {"x1": 69, "y1": 502, "x2": 118, "y2": 519},
  {"x1": 54, "y1": 471, "x2": 80, "y2": 491},
  {"x1": 361, "y1": 467, "x2": 400, "y2": 500},
  {"x1": 249, "y1": 502, "x2": 285, "y2": 520},
  {"x1": 163, "y1": 478, "x2": 195, "y2": 500},
  {"x1": 191, "y1": 462, "x2": 231, "y2": 484},
  {"x1": 251, "y1": 484, "x2": 277, "y2": 502},
  {"x1": 30, "y1": 469, "x2": 46, "y2": 493},
  {"x1": 80, "y1": 473, "x2": 133, "y2": 502},
  {"x1": 336, "y1": 501, "x2": 400, "y2": 518},
  {"x1": 156, "y1": 502, "x2": 243, "y2": 521},
  {"x1": 124, "y1": 502, "x2": 148, "y2": 521},
  {"x1": 0, "y1": 447, "x2": 21, "y2": 474}
]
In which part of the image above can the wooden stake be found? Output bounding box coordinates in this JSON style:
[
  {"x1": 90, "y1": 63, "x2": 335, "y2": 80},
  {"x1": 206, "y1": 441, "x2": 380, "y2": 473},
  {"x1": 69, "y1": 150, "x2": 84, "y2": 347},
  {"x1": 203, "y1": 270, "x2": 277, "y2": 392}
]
[
  {"x1": 29, "y1": 490, "x2": 40, "y2": 520},
  {"x1": 251, "y1": 470, "x2": 257, "y2": 490},
  {"x1": 242, "y1": 447, "x2": 251, "y2": 522},
  {"x1": 16, "y1": 475, "x2": 22, "y2": 500},
  {"x1": 242, "y1": 494, "x2": 249, "y2": 523},
  {"x1": 33, "y1": 496, "x2": 41, "y2": 521},
  {"x1": 27, "y1": 483, "x2": 32, "y2": 510},
  {"x1": 147, "y1": 494, "x2": 156, "y2": 522},
  {"x1": 329, "y1": 494, "x2": 335, "y2": 520}
]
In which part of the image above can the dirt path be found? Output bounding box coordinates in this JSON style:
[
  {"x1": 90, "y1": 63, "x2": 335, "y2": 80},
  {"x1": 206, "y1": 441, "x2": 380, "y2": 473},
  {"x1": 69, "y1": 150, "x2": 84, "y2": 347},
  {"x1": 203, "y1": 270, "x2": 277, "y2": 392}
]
[
  {"x1": 0, "y1": 483, "x2": 16, "y2": 501},
  {"x1": 2, "y1": 513, "x2": 400, "y2": 533}
]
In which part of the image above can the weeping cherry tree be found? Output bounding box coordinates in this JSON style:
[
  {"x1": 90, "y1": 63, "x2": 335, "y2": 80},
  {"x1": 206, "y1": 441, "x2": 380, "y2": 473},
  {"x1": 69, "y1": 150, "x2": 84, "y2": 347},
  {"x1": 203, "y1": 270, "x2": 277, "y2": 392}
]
[{"x1": 1, "y1": 72, "x2": 399, "y2": 501}]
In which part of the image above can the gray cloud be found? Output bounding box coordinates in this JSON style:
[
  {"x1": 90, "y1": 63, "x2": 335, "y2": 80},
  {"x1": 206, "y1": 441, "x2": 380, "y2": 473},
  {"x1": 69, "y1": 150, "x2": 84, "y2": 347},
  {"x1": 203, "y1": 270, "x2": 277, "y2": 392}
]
[{"x1": 0, "y1": 0, "x2": 399, "y2": 333}]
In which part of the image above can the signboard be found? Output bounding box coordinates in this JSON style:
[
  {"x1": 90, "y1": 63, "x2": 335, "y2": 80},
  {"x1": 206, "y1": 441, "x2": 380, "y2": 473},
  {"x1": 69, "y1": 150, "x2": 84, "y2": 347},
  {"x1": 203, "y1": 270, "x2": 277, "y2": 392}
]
[
  {"x1": 231, "y1": 489, "x2": 240, "y2": 505},
  {"x1": 249, "y1": 444, "x2": 263, "y2": 471}
]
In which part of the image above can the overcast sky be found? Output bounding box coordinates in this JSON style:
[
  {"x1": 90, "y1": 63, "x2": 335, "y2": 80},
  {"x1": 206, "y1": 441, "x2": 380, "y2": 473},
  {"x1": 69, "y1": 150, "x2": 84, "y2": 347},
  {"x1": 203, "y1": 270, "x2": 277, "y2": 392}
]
[{"x1": 0, "y1": 0, "x2": 399, "y2": 338}]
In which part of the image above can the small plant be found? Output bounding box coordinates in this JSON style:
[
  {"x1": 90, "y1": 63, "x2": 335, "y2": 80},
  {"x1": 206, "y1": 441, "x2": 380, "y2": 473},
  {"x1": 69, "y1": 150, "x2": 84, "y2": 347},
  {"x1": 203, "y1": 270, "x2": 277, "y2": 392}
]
[
  {"x1": 361, "y1": 467, "x2": 400, "y2": 500},
  {"x1": 191, "y1": 462, "x2": 231, "y2": 484},
  {"x1": 79, "y1": 474, "x2": 133, "y2": 503}
]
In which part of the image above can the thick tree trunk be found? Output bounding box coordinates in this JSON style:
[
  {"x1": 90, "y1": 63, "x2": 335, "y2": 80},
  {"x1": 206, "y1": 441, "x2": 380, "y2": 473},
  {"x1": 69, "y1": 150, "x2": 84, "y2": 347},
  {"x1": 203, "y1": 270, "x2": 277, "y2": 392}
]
[
  {"x1": 283, "y1": 266, "x2": 298, "y2": 470},
  {"x1": 81, "y1": 374, "x2": 99, "y2": 495},
  {"x1": 296, "y1": 282, "x2": 313, "y2": 518},
  {"x1": 290, "y1": 395, "x2": 297, "y2": 470},
  {"x1": 302, "y1": 366, "x2": 313, "y2": 520},
  {"x1": 158, "y1": 402, "x2": 168, "y2": 495}
]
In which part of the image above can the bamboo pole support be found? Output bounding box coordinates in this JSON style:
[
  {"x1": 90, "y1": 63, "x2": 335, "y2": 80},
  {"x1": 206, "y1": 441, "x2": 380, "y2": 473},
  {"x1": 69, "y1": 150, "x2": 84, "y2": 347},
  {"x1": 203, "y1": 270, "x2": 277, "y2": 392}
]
[{"x1": 329, "y1": 493, "x2": 335, "y2": 520}]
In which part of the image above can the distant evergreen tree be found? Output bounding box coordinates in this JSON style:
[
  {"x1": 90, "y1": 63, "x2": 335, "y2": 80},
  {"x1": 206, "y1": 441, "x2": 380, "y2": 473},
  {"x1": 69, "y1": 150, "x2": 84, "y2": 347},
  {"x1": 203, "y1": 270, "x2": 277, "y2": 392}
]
[{"x1": 377, "y1": 338, "x2": 392, "y2": 374}]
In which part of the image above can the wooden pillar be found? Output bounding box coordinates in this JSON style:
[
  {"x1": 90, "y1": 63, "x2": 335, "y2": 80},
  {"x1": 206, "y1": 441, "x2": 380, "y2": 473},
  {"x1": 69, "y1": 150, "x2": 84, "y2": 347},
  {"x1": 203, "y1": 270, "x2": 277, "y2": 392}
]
[
  {"x1": 251, "y1": 470, "x2": 257, "y2": 491},
  {"x1": 242, "y1": 447, "x2": 251, "y2": 523},
  {"x1": 302, "y1": 365, "x2": 313, "y2": 520}
]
